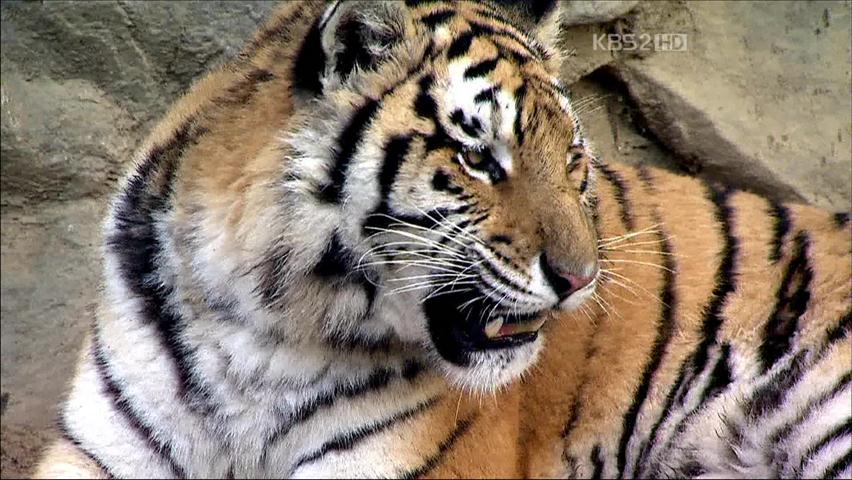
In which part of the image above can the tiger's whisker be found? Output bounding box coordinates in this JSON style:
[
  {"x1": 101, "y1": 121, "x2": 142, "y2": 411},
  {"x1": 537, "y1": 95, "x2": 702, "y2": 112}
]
[{"x1": 599, "y1": 259, "x2": 675, "y2": 273}]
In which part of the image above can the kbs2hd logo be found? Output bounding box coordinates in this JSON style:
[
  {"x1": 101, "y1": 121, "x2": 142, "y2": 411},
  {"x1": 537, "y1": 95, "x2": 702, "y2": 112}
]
[{"x1": 593, "y1": 33, "x2": 688, "y2": 52}]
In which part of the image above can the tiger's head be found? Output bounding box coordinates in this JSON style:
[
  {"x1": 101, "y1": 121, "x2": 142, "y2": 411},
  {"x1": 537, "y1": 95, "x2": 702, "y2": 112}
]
[{"x1": 285, "y1": 0, "x2": 598, "y2": 391}]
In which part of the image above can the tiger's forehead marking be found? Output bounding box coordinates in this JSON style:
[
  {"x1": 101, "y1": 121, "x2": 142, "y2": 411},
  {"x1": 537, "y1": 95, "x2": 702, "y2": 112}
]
[
  {"x1": 411, "y1": 2, "x2": 582, "y2": 180},
  {"x1": 439, "y1": 56, "x2": 519, "y2": 177}
]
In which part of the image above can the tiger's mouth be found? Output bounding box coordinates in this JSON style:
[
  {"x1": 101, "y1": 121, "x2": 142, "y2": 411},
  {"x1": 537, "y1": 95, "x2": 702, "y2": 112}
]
[{"x1": 422, "y1": 288, "x2": 547, "y2": 365}]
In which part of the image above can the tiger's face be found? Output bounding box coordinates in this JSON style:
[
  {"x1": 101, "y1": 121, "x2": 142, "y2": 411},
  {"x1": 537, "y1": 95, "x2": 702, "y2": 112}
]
[{"x1": 290, "y1": 0, "x2": 598, "y2": 390}]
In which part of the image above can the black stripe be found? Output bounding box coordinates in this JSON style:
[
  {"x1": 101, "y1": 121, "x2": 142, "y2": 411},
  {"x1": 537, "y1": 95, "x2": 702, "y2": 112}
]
[
  {"x1": 92, "y1": 332, "x2": 186, "y2": 477},
  {"x1": 633, "y1": 362, "x2": 689, "y2": 477},
  {"x1": 467, "y1": 20, "x2": 544, "y2": 59},
  {"x1": 492, "y1": 39, "x2": 532, "y2": 65},
  {"x1": 405, "y1": 0, "x2": 446, "y2": 6},
  {"x1": 364, "y1": 135, "x2": 446, "y2": 237},
  {"x1": 222, "y1": 68, "x2": 275, "y2": 105},
  {"x1": 422, "y1": 86, "x2": 465, "y2": 153},
  {"x1": 420, "y1": 10, "x2": 454, "y2": 28},
  {"x1": 563, "y1": 453, "x2": 580, "y2": 478},
  {"x1": 561, "y1": 397, "x2": 583, "y2": 439},
  {"x1": 323, "y1": 330, "x2": 395, "y2": 353},
  {"x1": 636, "y1": 164, "x2": 655, "y2": 187},
  {"x1": 432, "y1": 169, "x2": 464, "y2": 195},
  {"x1": 292, "y1": 15, "x2": 326, "y2": 95},
  {"x1": 616, "y1": 224, "x2": 677, "y2": 477},
  {"x1": 470, "y1": 212, "x2": 490, "y2": 225},
  {"x1": 57, "y1": 418, "x2": 115, "y2": 478},
  {"x1": 479, "y1": 0, "x2": 558, "y2": 27},
  {"x1": 748, "y1": 349, "x2": 811, "y2": 422},
  {"x1": 402, "y1": 359, "x2": 425, "y2": 380},
  {"x1": 799, "y1": 420, "x2": 852, "y2": 473},
  {"x1": 692, "y1": 186, "x2": 738, "y2": 380},
  {"x1": 597, "y1": 162, "x2": 635, "y2": 231},
  {"x1": 826, "y1": 308, "x2": 852, "y2": 345},
  {"x1": 415, "y1": 75, "x2": 438, "y2": 119},
  {"x1": 699, "y1": 343, "x2": 732, "y2": 404},
  {"x1": 313, "y1": 231, "x2": 379, "y2": 318},
  {"x1": 315, "y1": 39, "x2": 443, "y2": 203},
  {"x1": 333, "y1": 16, "x2": 377, "y2": 78},
  {"x1": 772, "y1": 372, "x2": 851, "y2": 447},
  {"x1": 489, "y1": 234, "x2": 512, "y2": 245},
  {"x1": 253, "y1": 245, "x2": 292, "y2": 307},
  {"x1": 821, "y1": 449, "x2": 852, "y2": 479},
  {"x1": 513, "y1": 85, "x2": 527, "y2": 146},
  {"x1": 314, "y1": 231, "x2": 355, "y2": 278},
  {"x1": 768, "y1": 202, "x2": 791, "y2": 263},
  {"x1": 578, "y1": 161, "x2": 591, "y2": 194},
  {"x1": 463, "y1": 58, "x2": 499, "y2": 79},
  {"x1": 641, "y1": 188, "x2": 738, "y2": 472},
  {"x1": 833, "y1": 212, "x2": 850, "y2": 228},
  {"x1": 469, "y1": 4, "x2": 515, "y2": 27},
  {"x1": 399, "y1": 415, "x2": 476, "y2": 479},
  {"x1": 450, "y1": 109, "x2": 483, "y2": 138},
  {"x1": 591, "y1": 444, "x2": 605, "y2": 479},
  {"x1": 479, "y1": 147, "x2": 507, "y2": 183},
  {"x1": 244, "y1": 5, "x2": 310, "y2": 57},
  {"x1": 363, "y1": 206, "x2": 449, "y2": 235},
  {"x1": 477, "y1": 252, "x2": 536, "y2": 297},
  {"x1": 447, "y1": 31, "x2": 475, "y2": 59},
  {"x1": 318, "y1": 99, "x2": 381, "y2": 203},
  {"x1": 105, "y1": 119, "x2": 209, "y2": 406},
  {"x1": 474, "y1": 86, "x2": 498, "y2": 104},
  {"x1": 292, "y1": 396, "x2": 441, "y2": 471},
  {"x1": 261, "y1": 368, "x2": 402, "y2": 464},
  {"x1": 760, "y1": 231, "x2": 812, "y2": 372}
]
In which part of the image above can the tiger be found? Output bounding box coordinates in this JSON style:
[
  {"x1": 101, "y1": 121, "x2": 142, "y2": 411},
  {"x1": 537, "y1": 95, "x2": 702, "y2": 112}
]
[{"x1": 35, "y1": 0, "x2": 851, "y2": 478}]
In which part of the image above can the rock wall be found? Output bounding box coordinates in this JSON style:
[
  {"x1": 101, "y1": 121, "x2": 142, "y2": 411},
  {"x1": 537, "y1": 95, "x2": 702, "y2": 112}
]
[
  {"x1": 1, "y1": 1, "x2": 849, "y2": 476},
  {"x1": 0, "y1": 2, "x2": 277, "y2": 476}
]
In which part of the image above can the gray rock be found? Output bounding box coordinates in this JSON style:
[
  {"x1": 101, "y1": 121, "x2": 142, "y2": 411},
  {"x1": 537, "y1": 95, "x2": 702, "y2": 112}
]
[
  {"x1": 1, "y1": 68, "x2": 133, "y2": 204},
  {"x1": 560, "y1": 1, "x2": 639, "y2": 26},
  {"x1": 558, "y1": 23, "x2": 619, "y2": 84},
  {"x1": 610, "y1": 0, "x2": 852, "y2": 210},
  {"x1": 1, "y1": 198, "x2": 107, "y2": 436},
  {"x1": 1, "y1": 0, "x2": 276, "y2": 205},
  {"x1": 1, "y1": 1, "x2": 276, "y2": 125},
  {"x1": 0, "y1": 2, "x2": 276, "y2": 472}
]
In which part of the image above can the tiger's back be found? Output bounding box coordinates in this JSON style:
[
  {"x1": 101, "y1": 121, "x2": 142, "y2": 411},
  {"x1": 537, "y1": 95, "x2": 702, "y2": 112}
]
[
  {"x1": 522, "y1": 164, "x2": 851, "y2": 478},
  {"x1": 35, "y1": 1, "x2": 851, "y2": 478}
]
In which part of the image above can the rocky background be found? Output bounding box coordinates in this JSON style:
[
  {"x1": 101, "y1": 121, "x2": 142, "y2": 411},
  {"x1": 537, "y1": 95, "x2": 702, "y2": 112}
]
[{"x1": 1, "y1": 1, "x2": 850, "y2": 476}]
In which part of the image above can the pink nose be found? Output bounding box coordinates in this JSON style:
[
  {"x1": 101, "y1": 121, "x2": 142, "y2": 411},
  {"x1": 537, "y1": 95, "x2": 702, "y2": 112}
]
[{"x1": 540, "y1": 254, "x2": 595, "y2": 299}]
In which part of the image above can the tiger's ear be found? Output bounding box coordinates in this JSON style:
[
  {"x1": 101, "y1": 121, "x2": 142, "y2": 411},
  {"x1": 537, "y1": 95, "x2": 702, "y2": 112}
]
[
  {"x1": 297, "y1": 1, "x2": 410, "y2": 95},
  {"x1": 488, "y1": 0, "x2": 562, "y2": 48}
]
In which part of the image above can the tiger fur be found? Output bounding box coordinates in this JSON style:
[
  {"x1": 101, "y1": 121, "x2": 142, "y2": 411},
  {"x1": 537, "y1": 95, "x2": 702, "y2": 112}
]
[{"x1": 36, "y1": 1, "x2": 851, "y2": 478}]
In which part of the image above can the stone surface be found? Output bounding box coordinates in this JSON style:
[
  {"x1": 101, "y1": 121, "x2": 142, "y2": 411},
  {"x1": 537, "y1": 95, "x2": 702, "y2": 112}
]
[
  {"x1": 0, "y1": 1, "x2": 276, "y2": 475},
  {"x1": 560, "y1": 0, "x2": 640, "y2": 26},
  {"x1": 610, "y1": 0, "x2": 852, "y2": 210},
  {"x1": 1, "y1": 68, "x2": 133, "y2": 204}
]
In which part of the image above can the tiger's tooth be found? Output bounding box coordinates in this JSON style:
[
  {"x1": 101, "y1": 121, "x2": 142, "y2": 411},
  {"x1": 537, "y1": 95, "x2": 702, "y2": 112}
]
[
  {"x1": 528, "y1": 317, "x2": 546, "y2": 332},
  {"x1": 485, "y1": 317, "x2": 504, "y2": 338}
]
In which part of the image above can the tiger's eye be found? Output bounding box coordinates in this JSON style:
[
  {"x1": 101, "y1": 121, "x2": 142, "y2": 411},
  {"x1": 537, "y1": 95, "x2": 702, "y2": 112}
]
[{"x1": 462, "y1": 150, "x2": 485, "y2": 167}]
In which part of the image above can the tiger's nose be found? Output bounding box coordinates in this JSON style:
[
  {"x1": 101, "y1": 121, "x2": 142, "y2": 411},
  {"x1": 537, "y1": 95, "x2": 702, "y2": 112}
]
[{"x1": 540, "y1": 253, "x2": 596, "y2": 299}]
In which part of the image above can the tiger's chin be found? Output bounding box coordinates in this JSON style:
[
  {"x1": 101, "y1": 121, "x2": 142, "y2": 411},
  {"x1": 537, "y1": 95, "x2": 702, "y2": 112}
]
[
  {"x1": 421, "y1": 290, "x2": 551, "y2": 392},
  {"x1": 437, "y1": 337, "x2": 544, "y2": 393}
]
